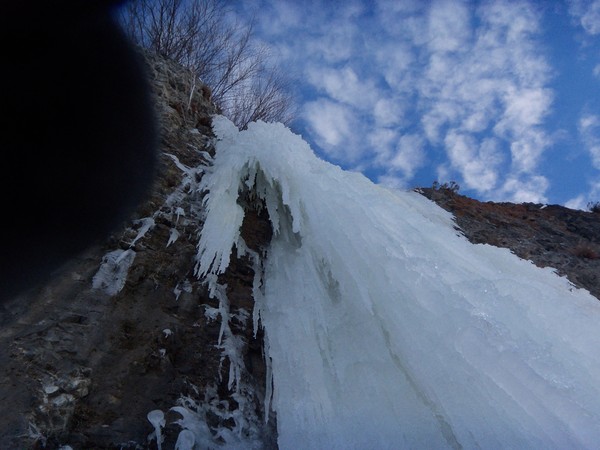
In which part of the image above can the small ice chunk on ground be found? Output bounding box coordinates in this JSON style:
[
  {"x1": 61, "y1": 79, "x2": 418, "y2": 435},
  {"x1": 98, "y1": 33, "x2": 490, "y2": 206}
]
[{"x1": 92, "y1": 249, "x2": 136, "y2": 296}]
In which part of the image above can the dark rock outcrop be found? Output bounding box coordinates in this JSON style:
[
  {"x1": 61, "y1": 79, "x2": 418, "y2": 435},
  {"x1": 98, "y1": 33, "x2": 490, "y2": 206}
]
[
  {"x1": 0, "y1": 52, "x2": 275, "y2": 449},
  {"x1": 418, "y1": 187, "x2": 600, "y2": 300}
]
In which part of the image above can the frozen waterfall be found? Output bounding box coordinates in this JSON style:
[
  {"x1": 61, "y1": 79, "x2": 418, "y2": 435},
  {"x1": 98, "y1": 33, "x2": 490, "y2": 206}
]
[{"x1": 198, "y1": 115, "x2": 600, "y2": 449}]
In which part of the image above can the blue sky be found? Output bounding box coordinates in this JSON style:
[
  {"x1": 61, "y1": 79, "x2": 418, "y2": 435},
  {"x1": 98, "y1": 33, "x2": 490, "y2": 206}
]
[{"x1": 231, "y1": 0, "x2": 600, "y2": 208}]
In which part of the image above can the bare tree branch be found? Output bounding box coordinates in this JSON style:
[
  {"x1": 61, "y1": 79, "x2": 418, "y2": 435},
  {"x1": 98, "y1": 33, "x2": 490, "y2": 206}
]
[{"x1": 118, "y1": 0, "x2": 295, "y2": 128}]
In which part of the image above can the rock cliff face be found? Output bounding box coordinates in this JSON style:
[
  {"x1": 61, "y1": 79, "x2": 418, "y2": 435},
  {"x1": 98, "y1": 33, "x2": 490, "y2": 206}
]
[
  {"x1": 418, "y1": 187, "x2": 600, "y2": 301},
  {"x1": 0, "y1": 52, "x2": 275, "y2": 449}
]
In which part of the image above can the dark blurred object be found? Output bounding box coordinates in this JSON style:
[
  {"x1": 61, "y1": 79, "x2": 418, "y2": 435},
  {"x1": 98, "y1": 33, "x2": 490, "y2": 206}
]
[{"x1": 1, "y1": 1, "x2": 158, "y2": 301}]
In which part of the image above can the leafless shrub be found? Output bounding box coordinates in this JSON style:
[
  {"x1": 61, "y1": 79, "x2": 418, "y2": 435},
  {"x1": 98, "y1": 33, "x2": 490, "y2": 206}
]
[
  {"x1": 118, "y1": 0, "x2": 295, "y2": 129},
  {"x1": 587, "y1": 201, "x2": 600, "y2": 214},
  {"x1": 432, "y1": 180, "x2": 460, "y2": 194}
]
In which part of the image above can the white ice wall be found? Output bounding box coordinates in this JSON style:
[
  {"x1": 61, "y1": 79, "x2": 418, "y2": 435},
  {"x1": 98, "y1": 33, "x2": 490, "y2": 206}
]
[{"x1": 198, "y1": 116, "x2": 600, "y2": 449}]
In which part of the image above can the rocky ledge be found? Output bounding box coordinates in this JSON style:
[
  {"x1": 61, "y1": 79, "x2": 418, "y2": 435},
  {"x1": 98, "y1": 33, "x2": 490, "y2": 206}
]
[{"x1": 418, "y1": 186, "x2": 600, "y2": 301}]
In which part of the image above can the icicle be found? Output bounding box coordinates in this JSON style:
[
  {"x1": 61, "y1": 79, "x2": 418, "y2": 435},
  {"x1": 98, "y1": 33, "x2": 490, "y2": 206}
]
[
  {"x1": 147, "y1": 410, "x2": 165, "y2": 450},
  {"x1": 130, "y1": 217, "x2": 155, "y2": 247},
  {"x1": 167, "y1": 228, "x2": 180, "y2": 247},
  {"x1": 262, "y1": 333, "x2": 273, "y2": 424}
]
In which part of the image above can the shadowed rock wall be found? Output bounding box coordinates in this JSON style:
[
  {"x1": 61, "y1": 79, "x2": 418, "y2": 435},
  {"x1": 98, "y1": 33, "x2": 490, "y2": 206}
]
[{"x1": 0, "y1": 52, "x2": 275, "y2": 449}]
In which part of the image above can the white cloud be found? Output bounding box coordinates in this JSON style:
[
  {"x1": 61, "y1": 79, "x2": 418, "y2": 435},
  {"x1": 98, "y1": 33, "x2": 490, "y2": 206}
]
[
  {"x1": 302, "y1": 2, "x2": 366, "y2": 64},
  {"x1": 368, "y1": 127, "x2": 398, "y2": 168},
  {"x1": 377, "y1": 174, "x2": 406, "y2": 190},
  {"x1": 508, "y1": 129, "x2": 550, "y2": 174},
  {"x1": 565, "y1": 194, "x2": 588, "y2": 210},
  {"x1": 436, "y1": 164, "x2": 452, "y2": 184},
  {"x1": 261, "y1": 2, "x2": 303, "y2": 35},
  {"x1": 567, "y1": 1, "x2": 600, "y2": 81},
  {"x1": 445, "y1": 132, "x2": 502, "y2": 193},
  {"x1": 377, "y1": 174, "x2": 412, "y2": 190},
  {"x1": 461, "y1": 110, "x2": 491, "y2": 133},
  {"x1": 307, "y1": 66, "x2": 380, "y2": 109},
  {"x1": 579, "y1": 113, "x2": 600, "y2": 169},
  {"x1": 427, "y1": 0, "x2": 470, "y2": 53},
  {"x1": 371, "y1": 132, "x2": 425, "y2": 188},
  {"x1": 390, "y1": 134, "x2": 426, "y2": 177},
  {"x1": 306, "y1": 28, "x2": 356, "y2": 63},
  {"x1": 500, "y1": 175, "x2": 549, "y2": 203},
  {"x1": 368, "y1": 128, "x2": 397, "y2": 154},
  {"x1": 373, "y1": 98, "x2": 404, "y2": 127},
  {"x1": 375, "y1": 0, "x2": 427, "y2": 42},
  {"x1": 497, "y1": 88, "x2": 553, "y2": 133},
  {"x1": 303, "y1": 99, "x2": 361, "y2": 161},
  {"x1": 592, "y1": 179, "x2": 600, "y2": 199},
  {"x1": 581, "y1": 3, "x2": 600, "y2": 35},
  {"x1": 476, "y1": 2, "x2": 549, "y2": 85},
  {"x1": 566, "y1": 179, "x2": 600, "y2": 210},
  {"x1": 493, "y1": 88, "x2": 553, "y2": 174},
  {"x1": 421, "y1": 101, "x2": 462, "y2": 143},
  {"x1": 241, "y1": 0, "x2": 555, "y2": 203},
  {"x1": 247, "y1": 0, "x2": 363, "y2": 67},
  {"x1": 331, "y1": 0, "x2": 366, "y2": 20},
  {"x1": 568, "y1": 0, "x2": 600, "y2": 35},
  {"x1": 416, "y1": 0, "x2": 552, "y2": 200},
  {"x1": 375, "y1": 0, "x2": 422, "y2": 16},
  {"x1": 373, "y1": 43, "x2": 416, "y2": 93}
]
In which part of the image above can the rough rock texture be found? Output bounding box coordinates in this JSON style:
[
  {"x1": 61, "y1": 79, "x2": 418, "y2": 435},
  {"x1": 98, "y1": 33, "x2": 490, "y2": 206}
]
[
  {"x1": 0, "y1": 52, "x2": 275, "y2": 449},
  {"x1": 418, "y1": 187, "x2": 600, "y2": 300}
]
